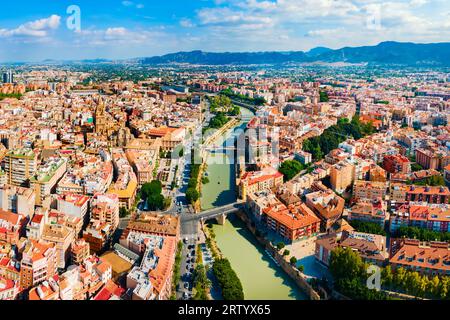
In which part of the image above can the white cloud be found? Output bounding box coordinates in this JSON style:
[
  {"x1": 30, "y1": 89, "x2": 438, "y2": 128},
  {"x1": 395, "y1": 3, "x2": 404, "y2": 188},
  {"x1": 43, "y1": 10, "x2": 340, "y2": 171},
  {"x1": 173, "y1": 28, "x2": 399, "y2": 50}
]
[
  {"x1": 122, "y1": 1, "x2": 144, "y2": 9},
  {"x1": 180, "y1": 18, "x2": 195, "y2": 28},
  {"x1": 0, "y1": 15, "x2": 61, "y2": 38}
]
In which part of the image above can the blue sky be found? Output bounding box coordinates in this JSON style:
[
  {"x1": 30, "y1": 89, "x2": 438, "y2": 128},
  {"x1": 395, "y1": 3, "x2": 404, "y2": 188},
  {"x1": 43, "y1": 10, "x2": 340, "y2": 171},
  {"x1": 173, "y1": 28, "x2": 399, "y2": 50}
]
[{"x1": 0, "y1": 0, "x2": 449, "y2": 62}]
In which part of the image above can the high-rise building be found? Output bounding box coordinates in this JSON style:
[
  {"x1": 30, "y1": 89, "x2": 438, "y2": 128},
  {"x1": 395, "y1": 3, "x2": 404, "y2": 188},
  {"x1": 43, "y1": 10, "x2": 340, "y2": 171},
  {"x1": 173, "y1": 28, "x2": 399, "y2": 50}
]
[
  {"x1": 20, "y1": 240, "x2": 57, "y2": 289},
  {"x1": 91, "y1": 193, "x2": 120, "y2": 231},
  {"x1": 41, "y1": 224, "x2": 75, "y2": 269},
  {"x1": 0, "y1": 184, "x2": 35, "y2": 217},
  {"x1": 2, "y1": 70, "x2": 13, "y2": 84},
  {"x1": 30, "y1": 157, "x2": 67, "y2": 206},
  {"x1": 330, "y1": 161, "x2": 355, "y2": 193},
  {"x1": 3, "y1": 148, "x2": 38, "y2": 187}
]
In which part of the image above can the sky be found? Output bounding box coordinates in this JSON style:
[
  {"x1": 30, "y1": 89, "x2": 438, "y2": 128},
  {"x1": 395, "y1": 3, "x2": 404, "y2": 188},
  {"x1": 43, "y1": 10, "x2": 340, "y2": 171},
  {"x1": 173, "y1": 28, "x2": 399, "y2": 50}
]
[{"x1": 0, "y1": 0, "x2": 449, "y2": 62}]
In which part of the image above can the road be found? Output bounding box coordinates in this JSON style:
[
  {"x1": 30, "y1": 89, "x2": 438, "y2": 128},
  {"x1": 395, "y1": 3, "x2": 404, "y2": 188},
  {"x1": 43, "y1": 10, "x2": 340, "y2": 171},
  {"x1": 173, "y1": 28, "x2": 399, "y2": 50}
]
[{"x1": 176, "y1": 237, "x2": 197, "y2": 300}]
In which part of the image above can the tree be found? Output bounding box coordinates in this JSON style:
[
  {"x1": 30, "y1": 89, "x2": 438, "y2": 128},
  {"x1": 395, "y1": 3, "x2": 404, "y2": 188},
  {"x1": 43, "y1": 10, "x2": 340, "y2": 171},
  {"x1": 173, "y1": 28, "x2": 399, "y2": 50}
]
[
  {"x1": 278, "y1": 160, "x2": 304, "y2": 181},
  {"x1": 119, "y1": 207, "x2": 128, "y2": 218},
  {"x1": 283, "y1": 249, "x2": 290, "y2": 256},
  {"x1": 202, "y1": 176, "x2": 210, "y2": 184},
  {"x1": 213, "y1": 259, "x2": 244, "y2": 300},
  {"x1": 329, "y1": 247, "x2": 365, "y2": 281},
  {"x1": 290, "y1": 256, "x2": 297, "y2": 266},
  {"x1": 186, "y1": 188, "x2": 200, "y2": 204},
  {"x1": 349, "y1": 220, "x2": 386, "y2": 236},
  {"x1": 141, "y1": 180, "x2": 165, "y2": 211},
  {"x1": 141, "y1": 180, "x2": 162, "y2": 199},
  {"x1": 381, "y1": 265, "x2": 394, "y2": 288},
  {"x1": 298, "y1": 265, "x2": 305, "y2": 272},
  {"x1": 276, "y1": 242, "x2": 285, "y2": 251},
  {"x1": 147, "y1": 193, "x2": 164, "y2": 211},
  {"x1": 319, "y1": 91, "x2": 329, "y2": 102}
]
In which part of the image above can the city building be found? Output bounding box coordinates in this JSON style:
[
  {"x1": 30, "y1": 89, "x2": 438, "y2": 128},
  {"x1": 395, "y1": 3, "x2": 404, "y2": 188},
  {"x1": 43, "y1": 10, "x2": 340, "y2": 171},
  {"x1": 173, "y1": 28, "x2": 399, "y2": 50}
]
[
  {"x1": 20, "y1": 240, "x2": 57, "y2": 289},
  {"x1": 126, "y1": 234, "x2": 176, "y2": 300},
  {"x1": 238, "y1": 166, "x2": 284, "y2": 200},
  {"x1": 71, "y1": 239, "x2": 90, "y2": 265},
  {"x1": 315, "y1": 230, "x2": 387, "y2": 267},
  {"x1": 91, "y1": 193, "x2": 120, "y2": 231},
  {"x1": 389, "y1": 203, "x2": 450, "y2": 233},
  {"x1": 405, "y1": 185, "x2": 450, "y2": 204},
  {"x1": 353, "y1": 180, "x2": 387, "y2": 202},
  {"x1": 383, "y1": 154, "x2": 411, "y2": 174},
  {"x1": 3, "y1": 148, "x2": 38, "y2": 187},
  {"x1": 57, "y1": 193, "x2": 90, "y2": 222},
  {"x1": 330, "y1": 161, "x2": 355, "y2": 193},
  {"x1": 0, "y1": 209, "x2": 26, "y2": 245},
  {"x1": 0, "y1": 184, "x2": 35, "y2": 217},
  {"x1": 347, "y1": 200, "x2": 387, "y2": 227},
  {"x1": 389, "y1": 239, "x2": 450, "y2": 276},
  {"x1": 263, "y1": 202, "x2": 320, "y2": 242},
  {"x1": 305, "y1": 189, "x2": 345, "y2": 231},
  {"x1": 30, "y1": 157, "x2": 67, "y2": 206},
  {"x1": 41, "y1": 224, "x2": 75, "y2": 269}
]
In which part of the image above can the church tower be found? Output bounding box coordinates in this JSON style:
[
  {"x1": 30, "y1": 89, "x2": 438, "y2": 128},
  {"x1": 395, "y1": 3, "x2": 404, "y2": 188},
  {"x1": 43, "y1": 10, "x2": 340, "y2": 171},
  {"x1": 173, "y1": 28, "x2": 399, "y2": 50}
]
[{"x1": 95, "y1": 97, "x2": 107, "y2": 135}]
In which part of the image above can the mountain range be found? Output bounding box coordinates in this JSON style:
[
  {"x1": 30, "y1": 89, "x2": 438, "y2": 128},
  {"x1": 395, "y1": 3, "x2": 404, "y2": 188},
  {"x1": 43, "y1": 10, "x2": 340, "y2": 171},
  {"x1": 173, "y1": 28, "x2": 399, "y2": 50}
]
[{"x1": 140, "y1": 41, "x2": 450, "y2": 66}]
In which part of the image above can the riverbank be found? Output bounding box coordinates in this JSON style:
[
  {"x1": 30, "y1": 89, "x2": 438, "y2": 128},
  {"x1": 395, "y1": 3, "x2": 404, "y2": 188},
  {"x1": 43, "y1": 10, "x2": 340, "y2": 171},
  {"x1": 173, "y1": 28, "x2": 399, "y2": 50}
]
[
  {"x1": 234, "y1": 210, "x2": 321, "y2": 300},
  {"x1": 211, "y1": 213, "x2": 306, "y2": 300}
]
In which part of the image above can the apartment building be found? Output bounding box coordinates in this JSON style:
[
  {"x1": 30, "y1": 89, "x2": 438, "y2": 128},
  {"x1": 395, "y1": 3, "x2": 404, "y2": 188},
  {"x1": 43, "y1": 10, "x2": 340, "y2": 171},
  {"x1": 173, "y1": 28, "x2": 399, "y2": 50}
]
[
  {"x1": 91, "y1": 193, "x2": 120, "y2": 231},
  {"x1": 390, "y1": 203, "x2": 450, "y2": 233},
  {"x1": 330, "y1": 161, "x2": 355, "y2": 193},
  {"x1": 108, "y1": 148, "x2": 138, "y2": 209},
  {"x1": 3, "y1": 148, "x2": 38, "y2": 187},
  {"x1": 83, "y1": 220, "x2": 113, "y2": 254},
  {"x1": 20, "y1": 240, "x2": 57, "y2": 289},
  {"x1": 238, "y1": 166, "x2": 284, "y2": 200},
  {"x1": 316, "y1": 231, "x2": 387, "y2": 267},
  {"x1": 30, "y1": 157, "x2": 67, "y2": 206},
  {"x1": 389, "y1": 239, "x2": 450, "y2": 276},
  {"x1": 70, "y1": 239, "x2": 90, "y2": 265},
  {"x1": 263, "y1": 202, "x2": 320, "y2": 242},
  {"x1": 406, "y1": 185, "x2": 450, "y2": 204},
  {"x1": 0, "y1": 184, "x2": 35, "y2": 217},
  {"x1": 0, "y1": 209, "x2": 26, "y2": 245},
  {"x1": 383, "y1": 154, "x2": 411, "y2": 174},
  {"x1": 415, "y1": 147, "x2": 450, "y2": 171},
  {"x1": 305, "y1": 189, "x2": 345, "y2": 231},
  {"x1": 126, "y1": 234, "x2": 176, "y2": 300},
  {"x1": 57, "y1": 193, "x2": 90, "y2": 222},
  {"x1": 347, "y1": 200, "x2": 387, "y2": 227},
  {"x1": 353, "y1": 180, "x2": 387, "y2": 202},
  {"x1": 41, "y1": 224, "x2": 75, "y2": 269}
]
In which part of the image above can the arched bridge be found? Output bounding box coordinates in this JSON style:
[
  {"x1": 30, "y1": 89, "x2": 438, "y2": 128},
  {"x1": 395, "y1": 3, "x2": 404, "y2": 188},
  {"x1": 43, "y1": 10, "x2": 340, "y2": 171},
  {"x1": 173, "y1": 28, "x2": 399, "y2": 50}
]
[{"x1": 181, "y1": 201, "x2": 245, "y2": 225}]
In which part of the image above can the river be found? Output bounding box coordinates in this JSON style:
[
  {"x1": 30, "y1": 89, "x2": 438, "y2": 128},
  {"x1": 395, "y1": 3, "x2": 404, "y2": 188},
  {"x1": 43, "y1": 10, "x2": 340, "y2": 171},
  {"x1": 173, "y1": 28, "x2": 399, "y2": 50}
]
[{"x1": 201, "y1": 107, "x2": 306, "y2": 300}]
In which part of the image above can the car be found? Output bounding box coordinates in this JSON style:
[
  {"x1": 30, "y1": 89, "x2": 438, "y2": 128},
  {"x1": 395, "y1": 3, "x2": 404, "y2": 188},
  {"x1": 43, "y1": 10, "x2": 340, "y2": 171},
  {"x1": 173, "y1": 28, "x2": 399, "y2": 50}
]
[
  {"x1": 184, "y1": 282, "x2": 189, "y2": 289},
  {"x1": 190, "y1": 268, "x2": 194, "y2": 273}
]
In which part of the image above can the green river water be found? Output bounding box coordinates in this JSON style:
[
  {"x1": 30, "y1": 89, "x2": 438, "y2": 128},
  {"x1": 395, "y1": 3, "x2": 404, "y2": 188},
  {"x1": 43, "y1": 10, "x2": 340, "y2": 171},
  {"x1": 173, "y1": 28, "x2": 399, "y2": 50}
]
[{"x1": 201, "y1": 108, "x2": 306, "y2": 300}]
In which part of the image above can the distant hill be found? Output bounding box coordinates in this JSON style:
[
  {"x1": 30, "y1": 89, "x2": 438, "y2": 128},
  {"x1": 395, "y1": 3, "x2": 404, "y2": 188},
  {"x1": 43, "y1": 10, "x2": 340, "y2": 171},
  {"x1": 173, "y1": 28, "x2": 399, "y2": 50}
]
[
  {"x1": 140, "y1": 42, "x2": 450, "y2": 66},
  {"x1": 305, "y1": 46, "x2": 333, "y2": 57},
  {"x1": 141, "y1": 50, "x2": 308, "y2": 65}
]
